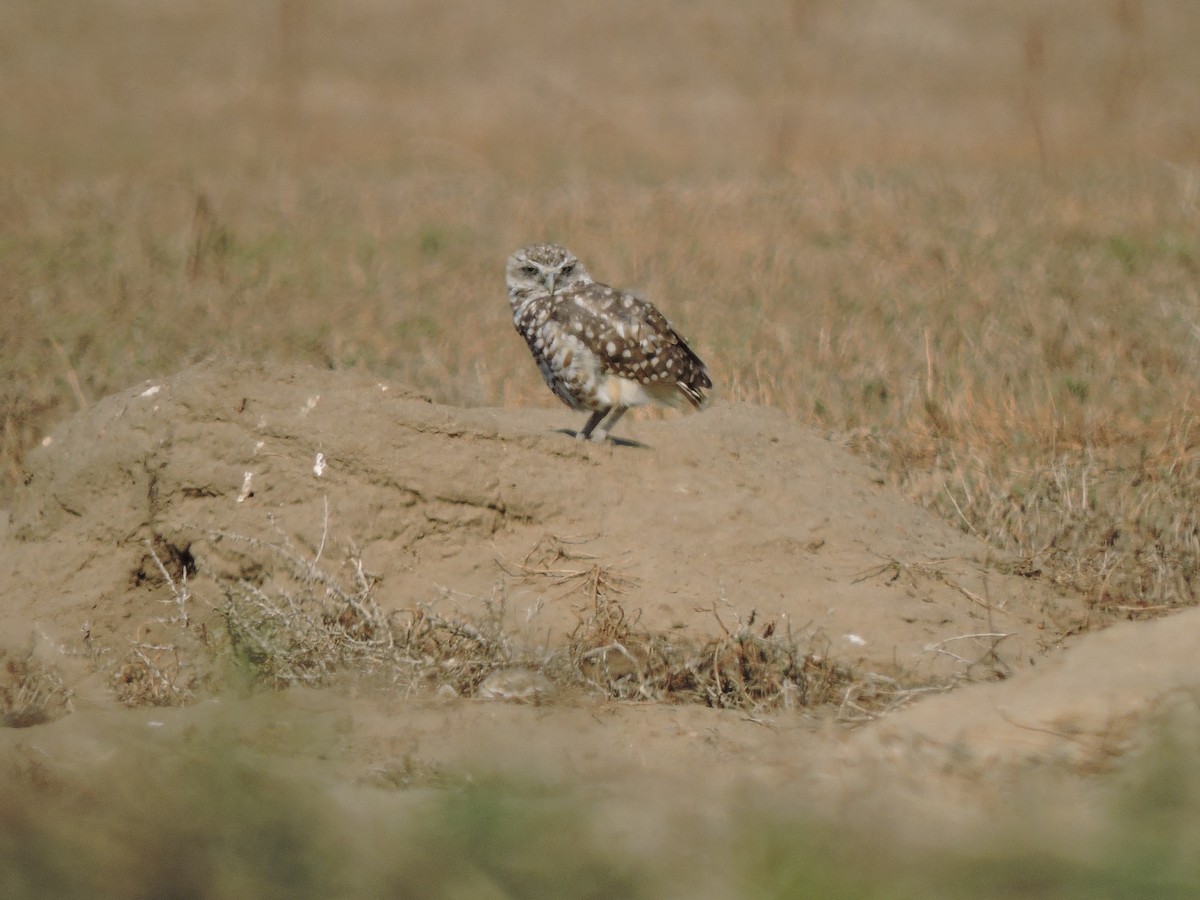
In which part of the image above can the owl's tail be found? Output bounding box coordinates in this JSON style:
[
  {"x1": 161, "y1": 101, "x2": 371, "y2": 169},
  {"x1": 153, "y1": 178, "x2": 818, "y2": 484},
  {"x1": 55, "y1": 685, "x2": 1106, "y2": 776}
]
[
  {"x1": 676, "y1": 371, "x2": 711, "y2": 409},
  {"x1": 674, "y1": 334, "x2": 711, "y2": 409},
  {"x1": 650, "y1": 357, "x2": 710, "y2": 410}
]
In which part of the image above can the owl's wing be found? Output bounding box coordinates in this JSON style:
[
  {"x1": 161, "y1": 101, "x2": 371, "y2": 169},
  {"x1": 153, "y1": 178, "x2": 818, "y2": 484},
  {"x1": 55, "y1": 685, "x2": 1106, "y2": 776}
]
[{"x1": 554, "y1": 281, "x2": 711, "y2": 407}]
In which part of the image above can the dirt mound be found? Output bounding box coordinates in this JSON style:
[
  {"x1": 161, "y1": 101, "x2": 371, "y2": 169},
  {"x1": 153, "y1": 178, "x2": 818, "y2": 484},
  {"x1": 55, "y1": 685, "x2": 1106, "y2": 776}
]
[
  {"x1": 4, "y1": 358, "x2": 1200, "y2": 861},
  {"x1": 5, "y1": 358, "x2": 1081, "y2": 695}
]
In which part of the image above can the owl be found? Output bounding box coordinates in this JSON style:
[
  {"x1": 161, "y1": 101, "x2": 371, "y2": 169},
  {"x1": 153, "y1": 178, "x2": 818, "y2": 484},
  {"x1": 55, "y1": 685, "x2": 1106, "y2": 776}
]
[{"x1": 505, "y1": 243, "x2": 711, "y2": 441}]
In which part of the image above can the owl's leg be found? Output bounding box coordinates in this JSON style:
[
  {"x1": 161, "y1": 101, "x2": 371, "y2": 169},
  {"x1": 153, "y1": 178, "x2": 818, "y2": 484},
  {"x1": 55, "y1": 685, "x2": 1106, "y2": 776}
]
[
  {"x1": 577, "y1": 409, "x2": 609, "y2": 441},
  {"x1": 597, "y1": 407, "x2": 627, "y2": 438},
  {"x1": 578, "y1": 407, "x2": 626, "y2": 442}
]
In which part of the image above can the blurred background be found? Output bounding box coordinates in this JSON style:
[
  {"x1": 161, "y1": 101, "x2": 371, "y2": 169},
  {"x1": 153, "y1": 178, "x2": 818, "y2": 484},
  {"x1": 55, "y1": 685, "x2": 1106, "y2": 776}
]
[{"x1": 3, "y1": 0, "x2": 1198, "y2": 177}]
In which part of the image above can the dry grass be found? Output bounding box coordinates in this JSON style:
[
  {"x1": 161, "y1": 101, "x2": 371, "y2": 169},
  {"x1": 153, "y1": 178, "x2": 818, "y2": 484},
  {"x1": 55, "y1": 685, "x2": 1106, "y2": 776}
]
[
  {"x1": 116, "y1": 517, "x2": 860, "y2": 713},
  {"x1": 3, "y1": 1, "x2": 1200, "y2": 623},
  {"x1": 505, "y1": 534, "x2": 854, "y2": 710}
]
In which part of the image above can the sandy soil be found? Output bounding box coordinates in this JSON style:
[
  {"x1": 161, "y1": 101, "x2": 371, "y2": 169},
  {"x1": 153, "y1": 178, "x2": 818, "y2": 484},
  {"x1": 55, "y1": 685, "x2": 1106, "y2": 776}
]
[{"x1": 2, "y1": 358, "x2": 1197, "y2": 846}]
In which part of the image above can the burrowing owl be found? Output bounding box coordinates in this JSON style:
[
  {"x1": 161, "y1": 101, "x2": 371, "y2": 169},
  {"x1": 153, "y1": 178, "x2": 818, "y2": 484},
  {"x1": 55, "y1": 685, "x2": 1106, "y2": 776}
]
[{"x1": 506, "y1": 243, "x2": 711, "y2": 441}]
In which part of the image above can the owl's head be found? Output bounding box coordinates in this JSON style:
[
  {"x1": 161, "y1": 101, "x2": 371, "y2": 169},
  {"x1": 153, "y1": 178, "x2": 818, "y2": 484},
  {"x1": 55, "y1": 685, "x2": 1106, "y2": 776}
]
[{"x1": 506, "y1": 243, "x2": 591, "y2": 301}]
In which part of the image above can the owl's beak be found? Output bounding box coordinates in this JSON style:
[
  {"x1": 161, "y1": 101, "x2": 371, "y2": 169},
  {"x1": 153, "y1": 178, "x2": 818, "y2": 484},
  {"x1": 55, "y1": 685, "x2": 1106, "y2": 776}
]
[{"x1": 544, "y1": 273, "x2": 556, "y2": 295}]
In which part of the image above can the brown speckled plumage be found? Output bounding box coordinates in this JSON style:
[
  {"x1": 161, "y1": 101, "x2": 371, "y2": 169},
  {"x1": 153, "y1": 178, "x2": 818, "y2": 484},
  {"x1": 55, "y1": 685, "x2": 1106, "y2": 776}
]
[{"x1": 506, "y1": 243, "x2": 711, "y2": 441}]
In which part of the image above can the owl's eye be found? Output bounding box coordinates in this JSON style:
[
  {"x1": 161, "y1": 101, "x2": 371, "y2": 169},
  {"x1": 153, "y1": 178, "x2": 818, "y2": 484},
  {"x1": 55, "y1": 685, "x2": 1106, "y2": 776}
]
[
  {"x1": 520, "y1": 265, "x2": 539, "y2": 277},
  {"x1": 560, "y1": 264, "x2": 575, "y2": 277}
]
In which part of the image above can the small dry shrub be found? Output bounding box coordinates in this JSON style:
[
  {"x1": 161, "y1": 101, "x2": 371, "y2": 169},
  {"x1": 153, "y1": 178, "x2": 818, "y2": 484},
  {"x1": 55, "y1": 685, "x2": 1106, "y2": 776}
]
[
  {"x1": 505, "y1": 534, "x2": 856, "y2": 712},
  {"x1": 219, "y1": 545, "x2": 398, "y2": 690},
  {"x1": 0, "y1": 644, "x2": 71, "y2": 728},
  {"x1": 211, "y1": 516, "x2": 549, "y2": 695},
  {"x1": 566, "y1": 589, "x2": 853, "y2": 712},
  {"x1": 114, "y1": 541, "x2": 210, "y2": 707},
  {"x1": 392, "y1": 592, "x2": 552, "y2": 698}
]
